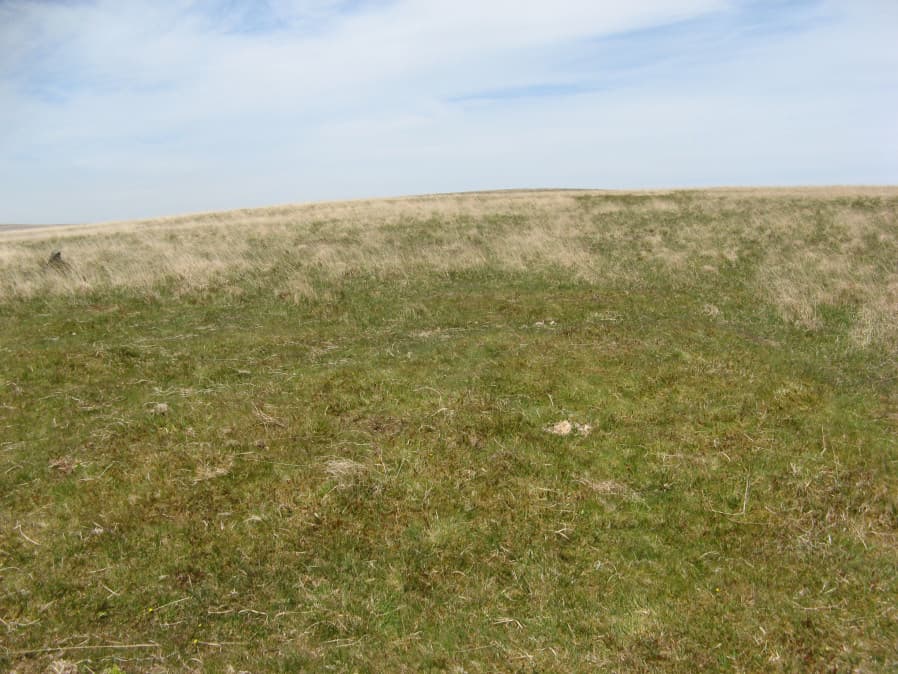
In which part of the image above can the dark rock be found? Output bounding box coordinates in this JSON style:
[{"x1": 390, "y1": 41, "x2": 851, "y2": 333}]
[{"x1": 47, "y1": 250, "x2": 72, "y2": 272}]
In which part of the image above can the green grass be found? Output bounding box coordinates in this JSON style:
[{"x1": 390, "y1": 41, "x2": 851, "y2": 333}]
[{"x1": 1, "y1": 191, "x2": 897, "y2": 671}]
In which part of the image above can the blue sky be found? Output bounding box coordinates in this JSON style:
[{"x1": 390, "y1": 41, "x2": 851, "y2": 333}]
[{"x1": 1, "y1": 0, "x2": 896, "y2": 223}]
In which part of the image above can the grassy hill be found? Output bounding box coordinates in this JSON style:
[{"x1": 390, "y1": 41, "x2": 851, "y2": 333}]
[{"x1": 1, "y1": 188, "x2": 897, "y2": 672}]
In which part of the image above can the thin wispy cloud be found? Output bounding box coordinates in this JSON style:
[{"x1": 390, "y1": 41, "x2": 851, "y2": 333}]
[{"x1": 0, "y1": 0, "x2": 896, "y2": 222}]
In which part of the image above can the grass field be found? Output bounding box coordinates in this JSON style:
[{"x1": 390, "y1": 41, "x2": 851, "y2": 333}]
[{"x1": 1, "y1": 188, "x2": 897, "y2": 672}]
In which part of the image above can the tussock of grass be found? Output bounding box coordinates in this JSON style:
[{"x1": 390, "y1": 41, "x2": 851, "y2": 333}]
[
  {"x1": 1, "y1": 188, "x2": 897, "y2": 671},
  {"x1": 3, "y1": 187, "x2": 897, "y2": 352}
]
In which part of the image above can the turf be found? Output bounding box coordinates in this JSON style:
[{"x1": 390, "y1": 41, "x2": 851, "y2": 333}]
[{"x1": 1, "y1": 189, "x2": 897, "y2": 671}]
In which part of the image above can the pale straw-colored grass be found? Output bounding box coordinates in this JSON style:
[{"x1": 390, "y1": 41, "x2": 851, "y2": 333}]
[{"x1": 2, "y1": 187, "x2": 896, "y2": 350}]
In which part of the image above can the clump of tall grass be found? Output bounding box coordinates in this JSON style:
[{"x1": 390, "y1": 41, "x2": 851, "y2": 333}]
[{"x1": 2, "y1": 187, "x2": 896, "y2": 352}]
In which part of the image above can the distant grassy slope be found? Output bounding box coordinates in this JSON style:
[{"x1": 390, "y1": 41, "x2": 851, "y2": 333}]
[{"x1": 1, "y1": 189, "x2": 897, "y2": 672}]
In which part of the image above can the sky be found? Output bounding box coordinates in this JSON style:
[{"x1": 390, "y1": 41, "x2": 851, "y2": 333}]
[{"x1": 1, "y1": 0, "x2": 896, "y2": 223}]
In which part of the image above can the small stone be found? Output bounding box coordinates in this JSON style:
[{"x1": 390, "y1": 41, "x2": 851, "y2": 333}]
[
  {"x1": 546, "y1": 420, "x2": 592, "y2": 437},
  {"x1": 547, "y1": 420, "x2": 573, "y2": 436},
  {"x1": 47, "y1": 250, "x2": 72, "y2": 273}
]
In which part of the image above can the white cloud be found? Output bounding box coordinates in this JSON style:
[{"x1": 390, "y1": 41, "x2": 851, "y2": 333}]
[{"x1": 0, "y1": 0, "x2": 895, "y2": 222}]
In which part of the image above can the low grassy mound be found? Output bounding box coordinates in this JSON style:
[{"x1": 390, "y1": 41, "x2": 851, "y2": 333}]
[{"x1": 1, "y1": 188, "x2": 897, "y2": 671}]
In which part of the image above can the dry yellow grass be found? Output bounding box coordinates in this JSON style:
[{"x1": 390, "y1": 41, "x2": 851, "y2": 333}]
[{"x1": 2, "y1": 187, "x2": 896, "y2": 351}]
